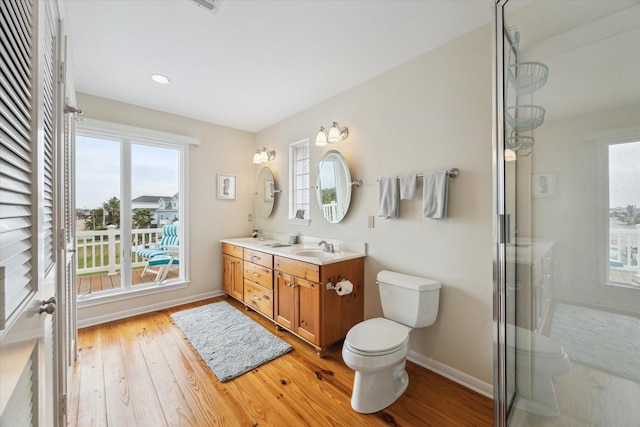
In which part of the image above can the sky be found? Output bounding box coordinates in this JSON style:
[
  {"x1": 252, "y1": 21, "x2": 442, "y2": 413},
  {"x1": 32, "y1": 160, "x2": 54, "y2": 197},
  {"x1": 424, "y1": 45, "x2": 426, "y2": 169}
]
[
  {"x1": 76, "y1": 135, "x2": 179, "y2": 210},
  {"x1": 609, "y1": 140, "x2": 640, "y2": 208}
]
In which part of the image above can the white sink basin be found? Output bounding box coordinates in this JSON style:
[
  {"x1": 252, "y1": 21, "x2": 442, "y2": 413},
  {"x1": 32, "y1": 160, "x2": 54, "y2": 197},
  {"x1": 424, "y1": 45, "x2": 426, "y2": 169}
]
[{"x1": 294, "y1": 248, "x2": 342, "y2": 259}]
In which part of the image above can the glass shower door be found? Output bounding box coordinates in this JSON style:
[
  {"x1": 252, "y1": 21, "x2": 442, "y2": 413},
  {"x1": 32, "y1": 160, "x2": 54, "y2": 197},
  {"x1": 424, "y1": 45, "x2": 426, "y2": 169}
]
[{"x1": 495, "y1": 0, "x2": 640, "y2": 425}]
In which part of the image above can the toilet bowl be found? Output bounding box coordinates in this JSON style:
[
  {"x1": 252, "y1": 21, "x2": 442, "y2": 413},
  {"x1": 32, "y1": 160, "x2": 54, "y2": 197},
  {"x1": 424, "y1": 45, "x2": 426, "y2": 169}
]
[
  {"x1": 342, "y1": 271, "x2": 440, "y2": 414},
  {"x1": 342, "y1": 318, "x2": 411, "y2": 414},
  {"x1": 508, "y1": 325, "x2": 571, "y2": 417}
]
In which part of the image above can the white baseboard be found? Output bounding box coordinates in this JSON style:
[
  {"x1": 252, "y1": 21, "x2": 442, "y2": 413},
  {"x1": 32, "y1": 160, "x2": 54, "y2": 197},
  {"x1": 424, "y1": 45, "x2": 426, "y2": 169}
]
[
  {"x1": 407, "y1": 350, "x2": 494, "y2": 399},
  {"x1": 77, "y1": 290, "x2": 224, "y2": 328}
]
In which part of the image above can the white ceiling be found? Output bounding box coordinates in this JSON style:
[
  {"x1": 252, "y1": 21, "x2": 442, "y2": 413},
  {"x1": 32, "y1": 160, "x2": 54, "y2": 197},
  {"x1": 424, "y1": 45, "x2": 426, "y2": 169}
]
[{"x1": 61, "y1": 0, "x2": 493, "y2": 133}]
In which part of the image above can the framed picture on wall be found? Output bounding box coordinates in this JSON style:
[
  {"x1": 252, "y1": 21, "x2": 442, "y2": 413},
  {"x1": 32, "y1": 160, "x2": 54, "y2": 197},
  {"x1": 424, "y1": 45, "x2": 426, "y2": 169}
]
[
  {"x1": 532, "y1": 172, "x2": 556, "y2": 198},
  {"x1": 217, "y1": 174, "x2": 236, "y2": 200}
]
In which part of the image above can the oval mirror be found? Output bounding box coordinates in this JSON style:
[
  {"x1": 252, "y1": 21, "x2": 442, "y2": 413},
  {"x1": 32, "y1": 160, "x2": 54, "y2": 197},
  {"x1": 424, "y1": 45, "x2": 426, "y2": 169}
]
[
  {"x1": 256, "y1": 167, "x2": 276, "y2": 219},
  {"x1": 316, "y1": 150, "x2": 352, "y2": 223}
]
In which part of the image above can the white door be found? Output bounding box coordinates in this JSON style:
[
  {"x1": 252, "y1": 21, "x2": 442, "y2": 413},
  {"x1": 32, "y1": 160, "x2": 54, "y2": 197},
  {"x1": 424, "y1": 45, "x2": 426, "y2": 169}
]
[{"x1": 0, "y1": 1, "x2": 62, "y2": 425}]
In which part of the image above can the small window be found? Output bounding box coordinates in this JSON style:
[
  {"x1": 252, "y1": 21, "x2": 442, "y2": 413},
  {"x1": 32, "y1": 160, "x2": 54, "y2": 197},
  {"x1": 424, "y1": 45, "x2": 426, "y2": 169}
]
[
  {"x1": 289, "y1": 139, "x2": 310, "y2": 223},
  {"x1": 607, "y1": 140, "x2": 640, "y2": 287}
]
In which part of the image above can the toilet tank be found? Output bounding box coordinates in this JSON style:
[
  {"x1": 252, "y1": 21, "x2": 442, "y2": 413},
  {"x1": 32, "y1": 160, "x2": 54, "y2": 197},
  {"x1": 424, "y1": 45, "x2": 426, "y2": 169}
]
[{"x1": 377, "y1": 270, "x2": 441, "y2": 328}]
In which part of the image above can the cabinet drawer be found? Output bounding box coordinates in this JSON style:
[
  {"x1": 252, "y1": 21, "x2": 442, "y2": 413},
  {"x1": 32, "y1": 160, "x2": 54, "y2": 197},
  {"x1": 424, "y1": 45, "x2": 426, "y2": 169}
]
[
  {"x1": 244, "y1": 249, "x2": 273, "y2": 268},
  {"x1": 222, "y1": 243, "x2": 243, "y2": 258},
  {"x1": 244, "y1": 262, "x2": 273, "y2": 289},
  {"x1": 244, "y1": 279, "x2": 273, "y2": 318},
  {"x1": 274, "y1": 256, "x2": 319, "y2": 283}
]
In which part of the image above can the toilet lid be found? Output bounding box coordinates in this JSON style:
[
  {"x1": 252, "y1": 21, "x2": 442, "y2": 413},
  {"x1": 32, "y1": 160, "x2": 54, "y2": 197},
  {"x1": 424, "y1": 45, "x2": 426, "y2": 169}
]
[
  {"x1": 507, "y1": 325, "x2": 565, "y2": 358},
  {"x1": 346, "y1": 318, "x2": 411, "y2": 353}
]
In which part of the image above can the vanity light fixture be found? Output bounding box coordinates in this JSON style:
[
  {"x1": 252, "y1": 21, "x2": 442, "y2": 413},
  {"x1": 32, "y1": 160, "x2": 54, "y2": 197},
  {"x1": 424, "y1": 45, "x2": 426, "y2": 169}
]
[
  {"x1": 327, "y1": 121, "x2": 349, "y2": 143},
  {"x1": 315, "y1": 127, "x2": 328, "y2": 146},
  {"x1": 252, "y1": 147, "x2": 276, "y2": 164},
  {"x1": 150, "y1": 74, "x2": 170, "y2": 84},
  {"x1": 315, "y1": 122, "x2": 349, "y2": 146}
]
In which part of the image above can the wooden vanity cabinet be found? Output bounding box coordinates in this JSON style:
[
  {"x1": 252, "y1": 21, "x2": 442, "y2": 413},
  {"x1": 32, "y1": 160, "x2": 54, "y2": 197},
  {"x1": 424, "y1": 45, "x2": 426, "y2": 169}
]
[
  {"x1": 242, "y1": 249, "x2": 274, "y2": 319},
  {"x1": 274, "y1": 255, "x2": 364, "y2": 357},
  {"x1": 222, "y1": 243, "x2": 243, "y2": 300},
  {"x1": 274, "y1": 272, "x2": 320, "y2": 345}
]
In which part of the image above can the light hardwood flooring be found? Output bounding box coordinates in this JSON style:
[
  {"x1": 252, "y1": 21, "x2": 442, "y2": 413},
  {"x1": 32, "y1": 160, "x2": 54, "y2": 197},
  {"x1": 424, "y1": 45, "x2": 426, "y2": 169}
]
[
  {"x1": 509, "y1": 361, "x2": 640, "y2": 426},
  {"x1": 67, "y1": 296, "x2": 494, "y2": 426}
]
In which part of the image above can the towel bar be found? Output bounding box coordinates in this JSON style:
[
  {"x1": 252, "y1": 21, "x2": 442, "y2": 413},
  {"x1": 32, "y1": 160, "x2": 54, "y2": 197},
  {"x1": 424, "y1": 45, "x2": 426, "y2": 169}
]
[{"x1": 377, "y1": 168, "x2": 459, "y2": 181}]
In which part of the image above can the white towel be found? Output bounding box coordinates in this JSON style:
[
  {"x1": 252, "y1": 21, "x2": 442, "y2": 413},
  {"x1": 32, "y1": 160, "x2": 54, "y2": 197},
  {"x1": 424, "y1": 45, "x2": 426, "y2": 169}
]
[
  {"x1": 422, "y1": 171, "x2": 449, "y2": 219},
  {"x1": 378, "y1": 177, "x2": 399, "y2": 219},
  {"x1": 399, "y1": 175, "x2": 417, "y2": 200}
]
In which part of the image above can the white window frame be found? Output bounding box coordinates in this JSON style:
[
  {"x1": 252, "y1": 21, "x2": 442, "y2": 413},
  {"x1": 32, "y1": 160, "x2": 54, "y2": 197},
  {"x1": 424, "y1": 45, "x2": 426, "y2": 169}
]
[
  {"x1": 75, "y1": 119, "x2": 198, "y2": 307},
  {"x1": 595, "y1": 127, "x2": 640, "y2": 289},
  {"x1": 289, "y1": 138, "x2": 311, "y2": 225}
]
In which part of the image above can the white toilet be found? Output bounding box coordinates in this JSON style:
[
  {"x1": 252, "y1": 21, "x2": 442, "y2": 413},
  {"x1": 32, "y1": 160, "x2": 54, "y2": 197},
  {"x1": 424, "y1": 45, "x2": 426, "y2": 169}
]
[
  {"x1": 507, "y1": 324, "x2": 571, "y2": 417},
  {"x1": 342, "y1": 270, "x2": 441, "y2": 414}
]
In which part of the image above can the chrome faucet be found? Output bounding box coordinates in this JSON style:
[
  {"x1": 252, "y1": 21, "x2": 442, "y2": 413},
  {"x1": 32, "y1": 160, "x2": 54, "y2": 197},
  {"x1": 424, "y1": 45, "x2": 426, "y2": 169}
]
[{"x1": 318, "y1": 240, "x2": 334, "y2": 253}]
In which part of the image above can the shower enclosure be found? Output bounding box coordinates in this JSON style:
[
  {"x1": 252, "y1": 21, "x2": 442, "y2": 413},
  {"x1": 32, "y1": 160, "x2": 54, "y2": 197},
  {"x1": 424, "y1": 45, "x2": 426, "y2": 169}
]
[{"x1": 493, "y1": 1, "x2": 640, "y2": 425}]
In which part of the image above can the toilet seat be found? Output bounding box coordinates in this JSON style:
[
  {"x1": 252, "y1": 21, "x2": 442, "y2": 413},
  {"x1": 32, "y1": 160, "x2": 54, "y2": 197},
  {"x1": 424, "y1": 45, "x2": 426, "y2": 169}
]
[
  {"x1": 507, "y1": 325, "x2": 566, "y2": 360},
  {"x1": 345, "y1": 318, "x2": 411, "y2": 356}
]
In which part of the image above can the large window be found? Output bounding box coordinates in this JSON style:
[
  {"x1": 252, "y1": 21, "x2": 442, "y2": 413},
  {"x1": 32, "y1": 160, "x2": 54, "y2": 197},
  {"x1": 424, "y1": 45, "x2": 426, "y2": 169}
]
[
  {"x1": 75, "y1": 120, "x2": 194, "y2": 302},
  {"x1": 289, "y1": 139, "x2": 310, "y2": 223},
  {"x1": 607, "y1": 140, "x2": 640, "y2": 287}
]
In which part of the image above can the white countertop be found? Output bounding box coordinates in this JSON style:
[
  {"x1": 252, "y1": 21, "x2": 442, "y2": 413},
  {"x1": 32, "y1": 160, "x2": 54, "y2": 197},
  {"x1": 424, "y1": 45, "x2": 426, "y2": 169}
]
[{"x1": 220, "y1": 237, "x2": 367, "y2": 265}]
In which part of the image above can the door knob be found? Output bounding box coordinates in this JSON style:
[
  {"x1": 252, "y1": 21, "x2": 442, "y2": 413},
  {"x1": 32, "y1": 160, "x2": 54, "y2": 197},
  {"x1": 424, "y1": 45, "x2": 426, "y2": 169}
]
[{"x1": 39, "y1": 297, "x2": 57, "y2": 314}]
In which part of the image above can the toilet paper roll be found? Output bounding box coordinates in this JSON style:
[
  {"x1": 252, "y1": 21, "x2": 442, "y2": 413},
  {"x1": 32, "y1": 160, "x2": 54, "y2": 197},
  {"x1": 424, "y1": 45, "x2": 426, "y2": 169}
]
[{"x1": 335, "y1": 279, "x2": 353, "y2": 296}]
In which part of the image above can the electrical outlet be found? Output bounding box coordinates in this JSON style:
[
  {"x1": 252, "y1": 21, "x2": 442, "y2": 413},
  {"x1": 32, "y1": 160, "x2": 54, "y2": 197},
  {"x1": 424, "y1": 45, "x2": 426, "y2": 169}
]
[
  {"x1": 248, "y1": 213, "x2": 253, "y2": 222},
  {"x1": 368, "y1": 215, "x2": 375, "y2": 228}
]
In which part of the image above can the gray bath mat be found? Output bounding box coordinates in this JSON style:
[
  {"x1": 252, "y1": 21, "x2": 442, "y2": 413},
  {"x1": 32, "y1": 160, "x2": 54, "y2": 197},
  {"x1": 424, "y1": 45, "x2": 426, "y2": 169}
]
[
  {"x1": 549, "y1": 303, "x2": 640, "y2": 382},
  {"x1": 171, "y1": 301, "x2": 293, "y2": 382}
]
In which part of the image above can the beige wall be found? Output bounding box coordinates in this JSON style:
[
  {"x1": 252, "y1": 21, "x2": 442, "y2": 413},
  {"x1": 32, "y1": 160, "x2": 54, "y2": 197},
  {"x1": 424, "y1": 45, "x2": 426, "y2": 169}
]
[
  {"x1": 76, "y1": 23, "x2": 495, "y2": 386},
  {"x1": 75, "y1": 93, "x2": 257, "y2": 322},
  {"x1": 255, "y1": 25, "x2": 494, "y2": 384},
  {"x1": 531, "y1": 104, "x2": 640, "y2": 314}
]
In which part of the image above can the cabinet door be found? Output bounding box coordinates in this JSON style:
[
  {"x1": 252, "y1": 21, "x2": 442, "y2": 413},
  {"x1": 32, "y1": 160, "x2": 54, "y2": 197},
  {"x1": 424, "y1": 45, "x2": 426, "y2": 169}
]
[
  {"x1": 296, "y1": 278, "x2": 320, "y2": 344},
  {"x1": 223, "y1": 254, "x2": 243, "y2": 300},
  {"x1": 275, "y1": 272, "x2": 295, "y2": 330}
]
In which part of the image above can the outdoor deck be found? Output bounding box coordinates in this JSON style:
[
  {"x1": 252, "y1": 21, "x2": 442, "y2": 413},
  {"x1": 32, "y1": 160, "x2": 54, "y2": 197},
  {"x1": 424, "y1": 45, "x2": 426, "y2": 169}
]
[{"x1": 76, "y1": 268, "x2": 179, "y2": 295}]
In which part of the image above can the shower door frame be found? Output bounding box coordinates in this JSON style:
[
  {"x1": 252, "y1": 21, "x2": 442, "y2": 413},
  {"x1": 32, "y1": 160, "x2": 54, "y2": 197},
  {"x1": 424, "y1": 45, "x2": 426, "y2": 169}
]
[{"x1": 492, "y1": 1, "x2": 513, "y2": 426}]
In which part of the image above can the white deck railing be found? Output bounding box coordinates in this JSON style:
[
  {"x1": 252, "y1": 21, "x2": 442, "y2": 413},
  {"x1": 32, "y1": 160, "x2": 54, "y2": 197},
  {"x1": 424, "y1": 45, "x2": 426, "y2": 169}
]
[
  {"x1": 610, "y1": 227, "x2": 639, "y2": 275},
  {"x1": 76, "y1": 225, "x2": 164, "y2": 275}
]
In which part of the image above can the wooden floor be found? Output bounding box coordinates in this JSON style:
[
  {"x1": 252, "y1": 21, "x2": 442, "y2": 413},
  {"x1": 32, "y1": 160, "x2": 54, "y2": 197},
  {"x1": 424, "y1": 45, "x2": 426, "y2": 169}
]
[
  {"x1": 76, "y1": 267, "x2": 179, "y2": 296},
  {"x1": 67, "y1": 296, "x2": 494, "y2": 427}
]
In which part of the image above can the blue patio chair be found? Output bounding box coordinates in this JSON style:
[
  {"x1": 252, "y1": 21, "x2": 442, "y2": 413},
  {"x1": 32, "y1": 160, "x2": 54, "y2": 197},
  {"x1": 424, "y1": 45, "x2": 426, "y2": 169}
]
[
  {"x1": 137, "y1": 222, "x2": 179, "y2": 278},
  {"x1": 145, "y1": 249, "x2": 179, "y2": 281}
]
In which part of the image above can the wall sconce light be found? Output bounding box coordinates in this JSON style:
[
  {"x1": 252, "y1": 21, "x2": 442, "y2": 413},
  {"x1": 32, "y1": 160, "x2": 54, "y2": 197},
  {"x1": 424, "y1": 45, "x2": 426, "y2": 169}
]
[
  {"x1": 253, "y1": 147, "x2": 276, "y2": 164},
  {"x1": 328, "y1": 121, "x2": 349, "y2": 143},
  {"x1": 316, "y1": 127, "x2": 328, "y2": 146},
  {"x1": 315, "y1": 121, "x2": 349, "y2": 146}
]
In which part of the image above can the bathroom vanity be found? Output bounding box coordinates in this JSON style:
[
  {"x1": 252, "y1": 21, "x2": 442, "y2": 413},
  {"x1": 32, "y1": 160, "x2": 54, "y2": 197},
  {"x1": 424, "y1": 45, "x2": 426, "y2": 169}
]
[{"x1": 221, "y1": 237, "x2": 365, "y2": 357}]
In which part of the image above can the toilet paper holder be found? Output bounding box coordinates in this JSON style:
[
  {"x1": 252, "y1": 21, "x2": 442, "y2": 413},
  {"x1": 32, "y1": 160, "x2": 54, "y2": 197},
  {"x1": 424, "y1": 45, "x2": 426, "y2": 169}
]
[{"x1": 326, "y1": 279, "x2": 353, "y2": 295}]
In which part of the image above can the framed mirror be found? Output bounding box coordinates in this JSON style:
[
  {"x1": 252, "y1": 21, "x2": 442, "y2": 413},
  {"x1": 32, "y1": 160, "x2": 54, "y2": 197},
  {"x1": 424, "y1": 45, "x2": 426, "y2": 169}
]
[
  {"x1": 316, "y1": 150, "x2": 352, "y2": 223},
  {"x1": 256, "y1": 166, "x2": 276, "y2": 219}
]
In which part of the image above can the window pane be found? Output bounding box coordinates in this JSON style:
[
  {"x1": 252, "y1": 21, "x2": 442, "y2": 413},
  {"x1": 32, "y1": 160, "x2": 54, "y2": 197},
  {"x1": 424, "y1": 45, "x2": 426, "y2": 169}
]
[
  {"x1": 290, "y1": 139, "x2": 310, "y2": 220},
  {"x1": 608, "y1": 140, "x2": 640, "y2": 286},
  {"x1": 131, "y1": 143, "x2": 181, "y2": 284},
  {"x1": 75, "y1": 136, "x2": 121, "y2": 297}
]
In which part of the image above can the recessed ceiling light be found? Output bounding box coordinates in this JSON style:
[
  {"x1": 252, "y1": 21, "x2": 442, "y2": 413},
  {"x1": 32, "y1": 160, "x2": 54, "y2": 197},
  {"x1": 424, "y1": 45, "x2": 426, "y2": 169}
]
[{"x1": 150, "y1": 74, "x2": 170, "y2": 84}]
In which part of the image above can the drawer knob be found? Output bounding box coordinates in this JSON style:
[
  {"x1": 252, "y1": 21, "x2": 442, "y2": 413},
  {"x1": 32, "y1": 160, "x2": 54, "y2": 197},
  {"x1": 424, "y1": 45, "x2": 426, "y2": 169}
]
[{"x1": 252, "y1": 295, "x2": 262, "y2": 301}]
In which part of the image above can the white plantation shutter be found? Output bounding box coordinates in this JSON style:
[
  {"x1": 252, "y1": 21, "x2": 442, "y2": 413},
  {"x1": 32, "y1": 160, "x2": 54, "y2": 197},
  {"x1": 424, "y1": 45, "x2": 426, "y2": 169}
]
[
  {"x1": 42, "y1": 3, "x2": 55, "y2": 273},
  {"x1": 0, "y1": 0, "x2": 35, "y2": 328}
]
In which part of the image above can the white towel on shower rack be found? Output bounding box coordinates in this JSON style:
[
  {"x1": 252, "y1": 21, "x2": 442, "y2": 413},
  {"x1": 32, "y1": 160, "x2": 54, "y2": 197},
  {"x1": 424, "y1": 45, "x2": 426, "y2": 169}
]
[
  {"x1": 378, "y1": 177, "x2": 399, "y2": 219},
  {"x1": 422, "y1": 170, "x2": 448, "y2": 219},
  {"x1": 399, "y1": 174, "x2": 417, "y2": 200}
]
